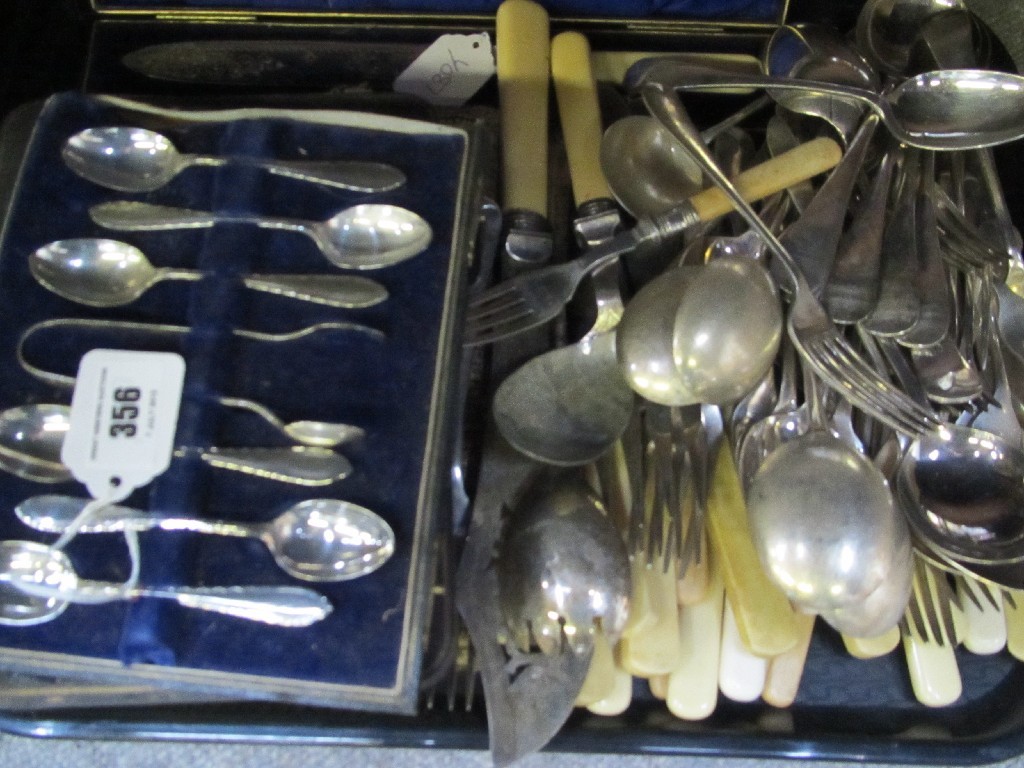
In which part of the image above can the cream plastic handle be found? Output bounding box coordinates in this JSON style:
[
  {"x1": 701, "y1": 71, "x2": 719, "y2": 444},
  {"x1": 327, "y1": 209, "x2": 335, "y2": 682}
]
[
  {"x1": 959, "y1": 581, "x2": 1007, "y2": 655},
  {"x1": 585, "y1": 664, "x2": 633, "y2": 716},
  {"x1": 718, "y1": 599, "x2": 768, "y2": 703},
  {"x1": 1004, "y1": 589, "x2": 1024, "y2": 661},
  {"x1": 902, "y1": 630, "x2": 963, "y2": 707},
  {"x1": 705, "y1": 440, "x2": 800, "y2": 658},
  {"x1": 762, "y1": 611, "x2": 816, "y2": 709},
  {"x1": 551, "y1": 31, "x2": 612, "y2": 207},
  {"x1": 496, "y1": 0, "x2": 550, "y2": 215},
  {"x1": 688, "y1": 137, "x2": 842, "y2": 223},
  {"x1": 620, "y1": 552, "x2": 683, "y2": 677},
  {"x1": 841, "y1": 627, "x2": 900, "y2": 659},
  {"x1": 666, "y1": 555, "x2": 725, "y2": 720},
  {"x1": 575, "y1": 628, "x2": 618, "y2": 707}
]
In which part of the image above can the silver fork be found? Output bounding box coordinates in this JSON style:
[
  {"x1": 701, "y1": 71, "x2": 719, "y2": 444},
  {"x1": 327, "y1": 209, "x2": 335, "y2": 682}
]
[{"x1": 640, "y1": 76, "x2": 942, "y2": 438}]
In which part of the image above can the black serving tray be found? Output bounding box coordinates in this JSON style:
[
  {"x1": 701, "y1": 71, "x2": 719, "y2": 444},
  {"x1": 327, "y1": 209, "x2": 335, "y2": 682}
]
[{"x1": 4, "y1": 0, "x2": 1024, "y2": 764}]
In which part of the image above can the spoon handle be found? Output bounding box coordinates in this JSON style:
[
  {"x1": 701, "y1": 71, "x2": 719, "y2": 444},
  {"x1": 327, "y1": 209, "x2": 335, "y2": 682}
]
[
  {"x1": 241, "y1": 272, "x2": 388, "y2": 308},
  {"x1": 15, "y1": 494, "x2": 263, "y2": 539},
  {"x1": 74, "y1": 581, "x2": 332, "y2": 627},
  {"x1": 195, "y1": 446, "x2": 352, "y2": 486},
  {"x1": 232, "y1": 158, "x2": 406, "y2": 194}
]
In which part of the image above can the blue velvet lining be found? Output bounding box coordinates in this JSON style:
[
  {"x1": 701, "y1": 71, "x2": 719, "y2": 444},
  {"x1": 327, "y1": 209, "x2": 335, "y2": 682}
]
[
  {"x1": 95, "y1": 0, "x2": 783, "y2": 22},
  {"x1": 0, "y1": 91, "x2": 468, "y2": 710}
]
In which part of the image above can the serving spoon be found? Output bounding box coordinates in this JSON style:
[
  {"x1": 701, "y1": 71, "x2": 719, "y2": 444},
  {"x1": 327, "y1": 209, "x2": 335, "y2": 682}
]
[
  {"x1": 63, "y1": 126, "x2": 406, "y2": 194},
  {"x1": 0, "y1": 539, "x2": 332, "y2": 627},
  {"x1": 89, "y1": 201, "x2": 432, "y2": 270},
  {"x1": 30, "y1": 239, "x2": 389, "y2": 309},
  {"x1": 627, "y1": 59, "x2": 1024, "y2": 150},
  {"x1": 16, "y1": 496, "x2": 394, "y2": 582}
]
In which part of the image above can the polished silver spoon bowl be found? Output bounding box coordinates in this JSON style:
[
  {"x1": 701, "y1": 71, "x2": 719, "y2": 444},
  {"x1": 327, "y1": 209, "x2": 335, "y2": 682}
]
[
  {"x1": 63, "y1": 126, "x2": 406, "y2": 194},
  {"x1": 896, "y1": 423, "x2": 1024, "y2": 566},
  {"x1": 16, "y1": 495, "x2": 395, "y2": 582},
  {"x1": 89, "y1": 201, "x2": 432, "y2": 270},
  {"x1": 0, "y1": 403, "x2": 70, "y2": 483}
]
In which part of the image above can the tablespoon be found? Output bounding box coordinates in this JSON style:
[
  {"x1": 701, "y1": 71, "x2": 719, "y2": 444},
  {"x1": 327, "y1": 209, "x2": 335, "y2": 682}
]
[
  {"x1": 63, "y1": 126, "x2": 406, "y2": 194},
  {"x1": 89, "y1": 201, "x2": 432, "y2": 270},
  {"x1": 0, "y1": 540, "x2": 332, "y2": 627},
  {"x1": 16, "y1": 496, "x2": 394, "y2": 582},
  {"x1": 626, "y1": 59, "x2": 1024, "y2": 151},
  {"x1": 0, "y1": 404, "x2": 351, "y2": 486},
  {"x1": 30, "y1": 239, "x2": 389, "y2": 309}
]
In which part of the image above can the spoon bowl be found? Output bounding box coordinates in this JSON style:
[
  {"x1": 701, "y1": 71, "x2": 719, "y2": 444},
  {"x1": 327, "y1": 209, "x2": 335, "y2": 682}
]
[
  {"x1": 0, "y1": 404, "x2": 71, "y2": 483},
  {"x1": 856, "y1": 0, "x2": 970, "y2": 75},
  {"x1": 496, "y1": 470, "x2": 630, "y2": 655},
  {"x1": 0, "y1": 540, "x2": 71, "y2": 625},
  {"x1": 15, "y1": 495, "x2": 395, "y2": 582},
  {"x1": 896, "y1": 423, "x2": 1024, "y2": 566},
  {"x1": 747, "y1": 430, "x2": 905, "y2": 613},
  {"x1": 600, "y1": 115, "x2": 704, "y2": 218},
  {"x1": 617, "y1": 253, "x2": 782, "y2": 407}
]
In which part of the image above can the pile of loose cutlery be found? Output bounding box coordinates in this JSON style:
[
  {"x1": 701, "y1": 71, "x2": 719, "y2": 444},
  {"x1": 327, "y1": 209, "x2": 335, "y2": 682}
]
[{"x1": 463, "y1": 3, "x2": 1024, "y2": 732}]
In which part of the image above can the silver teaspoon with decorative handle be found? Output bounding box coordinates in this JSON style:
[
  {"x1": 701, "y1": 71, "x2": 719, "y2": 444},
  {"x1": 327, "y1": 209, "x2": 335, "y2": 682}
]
[
  {"x1": 16, "y1": 496, "x2": 395, "y2": 582},
  {"x1": 0, "y1": 404, "x2": 351, "y2": 486},
  {"x1": 30, "y1": 239, "x2": 389, "y2": 309},
  {"x1": 64, "y1": 126, "x2": 406, "y2": 194},
  {"x1": 89, "y1": 201, "x2": 432, "y2": 270},
  {"x1": 0, "y1": 540, "x2": 332, "y2": 627}
]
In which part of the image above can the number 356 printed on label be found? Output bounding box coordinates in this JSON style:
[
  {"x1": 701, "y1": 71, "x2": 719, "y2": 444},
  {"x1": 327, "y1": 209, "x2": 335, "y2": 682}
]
[{"x1": 62, "y1": 349, "x2": 186, "y2": 502}]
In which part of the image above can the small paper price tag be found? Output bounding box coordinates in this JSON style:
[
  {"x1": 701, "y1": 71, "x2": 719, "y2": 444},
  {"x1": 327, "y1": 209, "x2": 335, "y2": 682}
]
[
  {"x1": 61, "y1": 349, "x2": 185, "y2": 503},
  {"x1": 394, "y1": 32, "x2": 495, "y2": 106}
]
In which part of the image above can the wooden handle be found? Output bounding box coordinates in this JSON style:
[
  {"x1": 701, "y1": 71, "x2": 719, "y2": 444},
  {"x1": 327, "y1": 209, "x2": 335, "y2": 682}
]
[
  {"x1": 551, "y1": 32, "x2": 612, "y2": 207},
  {"x1": 496, "y1": 0, "x2": 550, "y2": 215},
  {"x1": 705, "y1": 439, "x2": 800, "y2": 658},
  {"x1": 687, "y1": 137, "x2": 842, "y2": 223}
]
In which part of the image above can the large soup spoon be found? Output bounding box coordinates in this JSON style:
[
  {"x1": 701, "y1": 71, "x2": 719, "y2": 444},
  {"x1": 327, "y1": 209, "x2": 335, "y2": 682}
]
[
  {"x1": 89, "y1": 201, "x2": 432, "y2": 270},
  {"x1": 0, "y1": 539, "x2": 332, "y2": 627},
  {"x1": 30, "y1": 239, "x2": 389, "y2": 309},
  {"x1": 63, "y1": 126, "x2": 406, "y2": 194},
  {"x1": 16, "y1": 495, "x2": 394, "y2": 582}
]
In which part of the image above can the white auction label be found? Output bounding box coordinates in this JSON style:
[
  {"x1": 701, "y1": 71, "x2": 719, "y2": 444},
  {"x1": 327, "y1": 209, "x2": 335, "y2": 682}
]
[
  {"x1": 394, "y1": 32, "x2": 495, "y2": 106},
  {"x1": 61, "y1": 349, "x2": 185, "y2": 502}
]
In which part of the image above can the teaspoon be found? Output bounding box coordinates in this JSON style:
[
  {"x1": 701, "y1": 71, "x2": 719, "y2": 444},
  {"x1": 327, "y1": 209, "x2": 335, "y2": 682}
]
[
  {"x1": 30, "y1": 239, "x2": 389, "y2": 309},
  {"x1": 89, "y1": 201, "x2": 432, "y2": 270},
  {"x1": 0, "y1": 404, "x2": 351, "y2": 486},
  {"x1": 0, "y1": 539, "x2": 332, "y2": 627},
  {"x1": 16, "y1": 496, "x2": 395, "y2": 582},
  {"x1": 63, "y1": 126, "x2": 406, "y2": 194}
]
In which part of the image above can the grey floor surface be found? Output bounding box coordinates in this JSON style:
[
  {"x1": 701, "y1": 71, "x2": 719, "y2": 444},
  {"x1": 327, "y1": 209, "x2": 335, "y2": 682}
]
[
  {"x1": 0, "y1": 737, "x2": 1016, "y2": 768},
  {"x1": 0, "y1": 732, "x2": 1022, "y2": 768}
]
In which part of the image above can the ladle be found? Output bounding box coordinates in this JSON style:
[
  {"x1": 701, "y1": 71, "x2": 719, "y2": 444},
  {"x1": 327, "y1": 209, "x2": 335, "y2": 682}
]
[
  {"x1": 627, "y1": 59, "x2": 1024, "y2": 150},
  {"x1": 0, "y1": 539, "x2": 332, "y2": 627},
  {"x1": 63, "y1": 126, "x2": 406, "y2": 193},
  {"x1": 0, "y1": 403, "x2": 351, "y2": 486},
  {"x1": 30, "y1": 239, "x2": 389, "y2": 309},
  {"x1": 16, "y1": 495, "x2": 394, "y2": 582},
  {"x1": 89, "y1": 201, "x2": 432, "y2": 270},
  {"x1": 495, "y1": 469, "x2": 630, "y2": 656}
]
